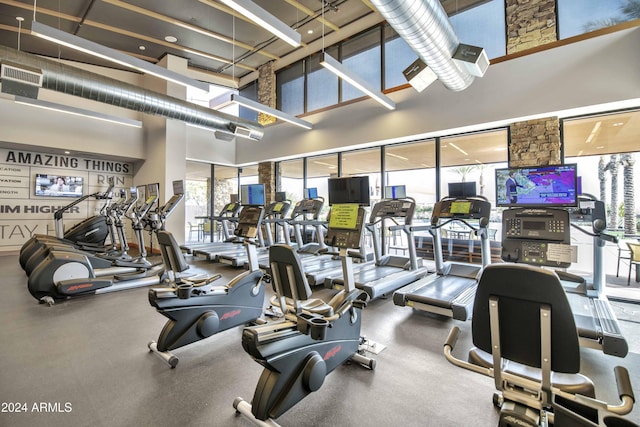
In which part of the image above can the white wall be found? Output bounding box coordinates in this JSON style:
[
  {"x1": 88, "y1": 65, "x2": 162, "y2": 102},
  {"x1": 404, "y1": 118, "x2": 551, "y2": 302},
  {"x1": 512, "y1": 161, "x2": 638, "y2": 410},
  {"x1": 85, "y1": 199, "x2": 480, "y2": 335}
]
[{"x1": 236, "y1": 27, "x2": 640, "y2": 164}]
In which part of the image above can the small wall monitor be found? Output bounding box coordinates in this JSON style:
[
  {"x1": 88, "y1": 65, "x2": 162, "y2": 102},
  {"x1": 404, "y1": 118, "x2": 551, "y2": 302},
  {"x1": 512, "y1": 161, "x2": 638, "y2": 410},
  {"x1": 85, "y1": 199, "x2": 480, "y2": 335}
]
[
  {"x1": 495, "y1": 164, "x2": 578, "y2": 208},
  {"x1": 34, "y1": 174, "x2": 84, "y2": 197},
  {"x1": 384, "y1": 185, "x2": 407, "y2": 199},
  {"x1": 275, "y1": 191, "x2": 287, "y2": 202},
  {"x1": 304, "y1": 187, "x2": 318, "y2": 199},
  {"x1": 448, "y1": 182, "x2": 476, "y2": 198},
  {"x1": 328, "y1": 176, "x2": 370, "y2": 206},
  {"x1": 240, "y1": 184, "x2": 265, "y2": 206}
]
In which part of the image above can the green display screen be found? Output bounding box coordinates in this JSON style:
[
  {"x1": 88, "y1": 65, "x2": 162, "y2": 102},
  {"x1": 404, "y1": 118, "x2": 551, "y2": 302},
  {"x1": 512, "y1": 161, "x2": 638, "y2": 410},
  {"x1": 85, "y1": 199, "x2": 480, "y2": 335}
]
[{"x1": 329, "y1": 204, "x2": 359, "y2": 230}]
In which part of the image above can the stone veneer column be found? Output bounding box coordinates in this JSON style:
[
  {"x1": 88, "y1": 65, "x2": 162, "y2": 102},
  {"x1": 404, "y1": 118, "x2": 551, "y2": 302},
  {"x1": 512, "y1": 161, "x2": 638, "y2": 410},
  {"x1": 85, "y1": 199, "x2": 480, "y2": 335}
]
[
  {"x1": 257, "y1": 61, "x2": 276, "y2": 126},
  {"x1": 509, "y1": 117, "x2": 561, "y2": 167},
  {"x1": 259, "y1": 162, "x2": 276, "y2": 204},
  {"x1": 506, "y1": 0, "x2": 557, "y2": 54}
]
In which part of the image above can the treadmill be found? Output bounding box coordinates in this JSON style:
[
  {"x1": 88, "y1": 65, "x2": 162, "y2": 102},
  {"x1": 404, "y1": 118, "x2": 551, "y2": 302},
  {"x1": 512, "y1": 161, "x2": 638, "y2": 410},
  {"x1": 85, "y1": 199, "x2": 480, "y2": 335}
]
[
  {"x1": 301, "y1": 206, "x2": 370, "y2": 286},
  {"x1": 180, "y1": 201, "x2": 242, "y2": 256},
  {"x1": 259, "y1": 197, "x2": 327, "y2": 270},
  {"x1": 325, "y1": 197, "x2": 431, "y2": 301},
  {"x1": 218, "y1": 197, "x2": 292, "y2": 267},
  {"x1": 500, "y1": 203, "x2": 628, "y2": 358},
  {"x1": 393, "y1": 196, "x2": 492, "y2": 320}
]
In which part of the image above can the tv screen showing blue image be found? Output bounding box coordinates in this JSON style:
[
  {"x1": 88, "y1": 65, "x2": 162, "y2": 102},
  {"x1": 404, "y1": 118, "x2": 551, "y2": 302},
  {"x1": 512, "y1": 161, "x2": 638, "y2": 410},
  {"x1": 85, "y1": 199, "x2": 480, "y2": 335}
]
[{"x1": 240, "y1": 184, "x2": 265, "y2": 206}]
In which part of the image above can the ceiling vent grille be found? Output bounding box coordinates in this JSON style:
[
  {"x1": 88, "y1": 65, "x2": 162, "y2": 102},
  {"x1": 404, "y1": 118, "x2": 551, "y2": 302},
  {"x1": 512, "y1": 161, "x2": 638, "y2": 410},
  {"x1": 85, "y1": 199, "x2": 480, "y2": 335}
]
[{"x1": 1, "y1": 62, "x2": 43, "y2": 87}]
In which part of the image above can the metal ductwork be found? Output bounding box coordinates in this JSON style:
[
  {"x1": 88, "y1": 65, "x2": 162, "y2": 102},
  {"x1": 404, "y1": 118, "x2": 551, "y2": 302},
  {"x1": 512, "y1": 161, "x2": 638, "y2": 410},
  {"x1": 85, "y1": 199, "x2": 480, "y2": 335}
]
[
  {"x1": 0, "y1": 45, "x2": 264, "y2": 140},
  {"x1": 370, "y1": 0, "x2": 475, "y2": 91}
]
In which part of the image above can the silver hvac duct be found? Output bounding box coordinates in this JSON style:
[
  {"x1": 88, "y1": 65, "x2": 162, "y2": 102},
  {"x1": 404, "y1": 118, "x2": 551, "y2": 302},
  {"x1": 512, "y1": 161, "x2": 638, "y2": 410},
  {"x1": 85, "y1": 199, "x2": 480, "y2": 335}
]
[
  {"x1": 370, "y1": 0, "x2": 474, "y2": 91},
  {"x1": 0, "y1": 45, "x2": 264, "y2": 140}
]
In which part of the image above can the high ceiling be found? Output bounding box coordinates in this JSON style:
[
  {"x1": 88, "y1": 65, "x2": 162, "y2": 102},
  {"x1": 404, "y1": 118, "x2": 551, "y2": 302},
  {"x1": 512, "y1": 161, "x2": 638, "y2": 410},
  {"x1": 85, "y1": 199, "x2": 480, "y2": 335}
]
[{"x1": 0, "y1": 0, "x2": 484, "y2": 85}]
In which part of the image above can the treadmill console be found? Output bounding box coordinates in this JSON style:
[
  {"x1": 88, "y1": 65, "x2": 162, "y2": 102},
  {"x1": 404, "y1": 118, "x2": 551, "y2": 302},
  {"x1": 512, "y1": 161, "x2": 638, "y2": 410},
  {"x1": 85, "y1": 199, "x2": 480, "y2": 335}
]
[
  {"x1": 234, "y1": 205, "x2": 265, "y2": 239},
  {"x1": 501, "y1": 208, "x2": 572, "y2": 268},
  {"x1": 369, "y1": 199, "x2": 415, "y2": 224},
  {"x1": 290, "y1": 198, "x2": 324, "y2": 220},
  {"x1": 325, "y1": 205, "x2": 366, "y2": 250},
  {"x1": 431, "y1": 197, "x2": 491, "y2": 224}
]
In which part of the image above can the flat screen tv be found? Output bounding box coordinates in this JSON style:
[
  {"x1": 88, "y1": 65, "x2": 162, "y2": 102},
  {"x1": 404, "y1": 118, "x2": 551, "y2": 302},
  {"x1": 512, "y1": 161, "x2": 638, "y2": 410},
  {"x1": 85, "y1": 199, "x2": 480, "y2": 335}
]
[
  {"x1": 304, "y1": 187, "x2": 318, "y2": 199},
  {"x1": 328, "y1": 176, "x2": 370, "y2": 206},
  {"x1": 448, "y1": 181, "x2": 476, "y2": 198},
  {"x1": 384, "y1": 185, "x2": 406, "y2": 199},
  {"x1": 34, "y1": 174, "x2": 84, "y2": 197},
  {"x1": 275, "y1": 191, "x2": 287, "y2": 202},
  {"x1": 240, "y1": 184, "x2": 265, "y2": 206},
  {"x1": 495, "y1": 164, "x2": 578, "y2": 208}
]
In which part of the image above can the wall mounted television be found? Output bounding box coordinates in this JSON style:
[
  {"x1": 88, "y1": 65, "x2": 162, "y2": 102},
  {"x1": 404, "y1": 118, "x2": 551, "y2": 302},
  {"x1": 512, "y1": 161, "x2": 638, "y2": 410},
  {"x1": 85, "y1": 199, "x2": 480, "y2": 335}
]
[
  {"x1": 448, "y1": 182, "x2": 477, "y2": 198},
  {"x1": 240, "y1": 184, "x2": 265, "y2": 206},
  {"x1": 328, "y1": 176, "x2": 370, "y2": 206},
  {"x1": 384, "y1": 185, "x2": 406, "y2": 199},
  {"x1": 304, "y1": 187, "x2": 318, "y2": 199},
  {"x1": 495, "y1": 164, "x2": 578, "y2": 208},
  {"x1": 34, "y1": 174, "x2": 84, "y2": 197}
]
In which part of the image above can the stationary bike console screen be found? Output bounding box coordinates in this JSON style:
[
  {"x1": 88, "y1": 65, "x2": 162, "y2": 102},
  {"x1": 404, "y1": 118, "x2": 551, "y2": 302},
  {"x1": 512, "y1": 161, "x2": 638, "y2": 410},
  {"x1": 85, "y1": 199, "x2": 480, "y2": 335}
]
[{"x1": 501, "y1": 207, "x2": 573, "y2": 268}]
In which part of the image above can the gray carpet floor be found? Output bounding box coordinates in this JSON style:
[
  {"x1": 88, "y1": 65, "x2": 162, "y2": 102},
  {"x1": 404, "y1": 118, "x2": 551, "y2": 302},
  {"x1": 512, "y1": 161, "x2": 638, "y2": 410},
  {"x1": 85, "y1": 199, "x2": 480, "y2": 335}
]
[{"x1": 1, "y1": 251, "x2": 639, "y2": 427}]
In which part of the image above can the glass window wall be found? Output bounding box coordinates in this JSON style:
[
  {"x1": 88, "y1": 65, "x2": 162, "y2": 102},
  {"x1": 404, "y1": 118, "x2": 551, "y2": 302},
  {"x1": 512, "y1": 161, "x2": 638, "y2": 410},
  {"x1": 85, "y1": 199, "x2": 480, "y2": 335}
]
[{"x1": 558, "y1": 0, "x2": 638, "y2": 39}]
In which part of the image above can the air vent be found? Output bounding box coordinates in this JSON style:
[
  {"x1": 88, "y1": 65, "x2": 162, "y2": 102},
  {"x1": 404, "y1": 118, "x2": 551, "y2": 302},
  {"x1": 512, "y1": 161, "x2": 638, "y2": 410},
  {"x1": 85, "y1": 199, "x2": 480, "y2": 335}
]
[
  {"x1": 452, "y1": 44, "x2": 489, "y2": 78},
  {"x1": 1, "y1": 62, "x2": 43, "y2": 87},
  {"x1": 232, "y1": 124, "x2": 260, "y2": 141}
]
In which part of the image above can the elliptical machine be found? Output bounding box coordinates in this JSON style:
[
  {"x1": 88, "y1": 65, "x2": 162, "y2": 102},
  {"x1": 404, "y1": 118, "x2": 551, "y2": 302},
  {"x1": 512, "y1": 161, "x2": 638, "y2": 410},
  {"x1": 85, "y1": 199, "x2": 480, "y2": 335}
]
[
  {"x1": 147, "y1": 205, "x2": 267, "y2": 368},
  {"x1": 234, "y1": 201, "x2": 375, "y2": 425},
  {"x1": 19, "y1": 177, "x2": 115, "y2": 270},
  {"x1": 26, "y1": 182, "x2": 180, "y2": 305}
]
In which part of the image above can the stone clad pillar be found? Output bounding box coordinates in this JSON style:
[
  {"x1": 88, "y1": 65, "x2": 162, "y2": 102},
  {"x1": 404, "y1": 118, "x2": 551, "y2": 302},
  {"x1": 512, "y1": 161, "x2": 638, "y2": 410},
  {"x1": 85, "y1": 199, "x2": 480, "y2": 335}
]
[
  {"x1": 506, "y1": 0, "x2": 557, "y2": 54},
  {"x1": 257, "y1": 61, "x2": 276, "y2": 126},
  {"x1": 509, "y1": 117, "x2": 561, "y2": 167}
]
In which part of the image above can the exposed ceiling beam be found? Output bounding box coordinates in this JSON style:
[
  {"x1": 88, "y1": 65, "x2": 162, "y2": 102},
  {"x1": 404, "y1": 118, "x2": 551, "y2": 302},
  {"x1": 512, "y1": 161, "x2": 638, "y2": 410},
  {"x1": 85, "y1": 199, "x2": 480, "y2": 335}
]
[
  {"x1": 0, "y1": 0, "x2": 255, "y2": 72},
  {"x1": 282, "y1": 0, "x2": 340, "y2": 32},
  {"x1": 101, "y1": 0, "x2": 280, "y2": 61}
]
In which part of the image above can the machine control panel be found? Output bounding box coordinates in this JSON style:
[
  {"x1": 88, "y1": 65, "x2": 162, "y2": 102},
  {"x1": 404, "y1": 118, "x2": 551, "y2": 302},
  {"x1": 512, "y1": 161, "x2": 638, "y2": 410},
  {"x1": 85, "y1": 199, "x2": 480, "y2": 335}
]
[
  {"x1": 326, "y1": 205, "x2": 365, "y2": 249},
  {"x1": 369, "y1": 199, "x2": 415, "y2": 223},
  {"x1": 501, "y1": 207, "x2": 573, "y2": 268},
  {"x1": 431, "y1": 197, "x2": 491, "y2": 223},
  {"x1": 234, "y1": 206, "x2": 265, "y2": 239}
]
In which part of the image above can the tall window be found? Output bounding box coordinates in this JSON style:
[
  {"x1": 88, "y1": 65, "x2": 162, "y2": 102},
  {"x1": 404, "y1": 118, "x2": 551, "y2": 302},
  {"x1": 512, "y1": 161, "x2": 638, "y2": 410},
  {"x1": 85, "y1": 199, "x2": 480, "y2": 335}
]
[
  {"x1": 383, "y1": 25, "x2": 417, "y2": 89},
  {"x1": 385, "y1": 140, "x2": 437, "y2": 221},
  {"x1": 307, "y1": 154, "x2": 338, "y2": 218},
  {"x1": 440, "y1": 129, "x2": 508, "y2": 239},
  {"x1": 277, "y1": 63, "x2": 305, "y2": 116},
  {"x1": 279, "y1": 158, "x2": 304, "y2": 208},
  {"x1": 558, "y1": 0, "x2": 638, "y2": 39},
  {"x1": 449, "y1": 0, "x2": 506, "y2": 59},
  {"x1": 563, "y1": 109, "x2": 639, "y2": 233},
  {"x1": 341, "y1": 29, "x2": 382, "y2": 102},
  {"x1": 341, "y1": 147, "x2": 381, "y2": 201},
  {"x1": 185, "y1": 161, "x2": 211, "y2": 240},
  {"x1": 307, "y1": 49, "x2": 339, "y2": 112}
]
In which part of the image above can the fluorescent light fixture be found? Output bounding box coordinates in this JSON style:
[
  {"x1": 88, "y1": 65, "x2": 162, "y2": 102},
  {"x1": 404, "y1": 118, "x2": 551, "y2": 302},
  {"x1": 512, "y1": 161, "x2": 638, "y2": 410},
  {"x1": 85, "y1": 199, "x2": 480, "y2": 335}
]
[
  {"x1": 585, "y1": 121, "x2": 601, "y2": 144},
  {"x1": 448, "y1": 142, "x2": 468, "y2": 155},
  {"x1": 15, "y1": 96, "x2": 142, "y2": 127},
  {"x1": 320, "y1": 53, "x2": 395, "y2": 110},
  {"x1": 30, "y1": 21, "x2": 210, "y2": 92},
  {"x1": 218, "y1": 0, "x2": 301, "y2": 47},
  {"x1": 231, "y1": 94, "x2": 312, "y2": 130},
  {"x1": 386, "y1": 153, "x2": 408, "y2": 161}
]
